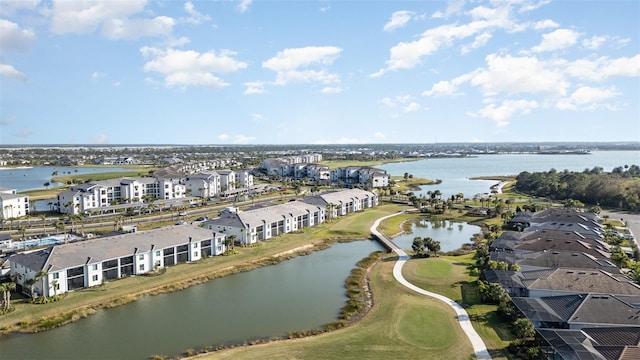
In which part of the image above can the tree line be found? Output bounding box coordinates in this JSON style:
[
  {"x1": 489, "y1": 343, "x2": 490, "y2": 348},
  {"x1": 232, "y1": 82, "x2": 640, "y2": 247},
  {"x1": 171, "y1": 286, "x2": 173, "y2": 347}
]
[{"x1": 514, "y1": 165, "x2": 640, "y2": 211}]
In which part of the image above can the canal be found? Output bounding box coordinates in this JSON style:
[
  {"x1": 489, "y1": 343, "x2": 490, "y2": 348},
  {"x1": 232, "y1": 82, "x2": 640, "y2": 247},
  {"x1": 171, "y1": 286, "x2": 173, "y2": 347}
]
[{"x1": 0, "y1": 240, "x2": 383, "y2": 359}]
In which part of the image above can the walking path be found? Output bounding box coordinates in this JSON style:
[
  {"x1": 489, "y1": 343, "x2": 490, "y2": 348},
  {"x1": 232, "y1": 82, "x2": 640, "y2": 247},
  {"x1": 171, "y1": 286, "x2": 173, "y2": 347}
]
[{"x1": 371, "y1": 212, "x2": 492, "y2": 360}]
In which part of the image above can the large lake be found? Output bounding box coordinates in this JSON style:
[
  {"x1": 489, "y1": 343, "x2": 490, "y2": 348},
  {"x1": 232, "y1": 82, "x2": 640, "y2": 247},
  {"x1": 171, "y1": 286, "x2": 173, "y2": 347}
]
[
  {"x1": 379, "y1": 150, "x2": 639, "y2": 199},
  {"x1": 0, "y1": 166, "x2": 136, "y2": 192}
]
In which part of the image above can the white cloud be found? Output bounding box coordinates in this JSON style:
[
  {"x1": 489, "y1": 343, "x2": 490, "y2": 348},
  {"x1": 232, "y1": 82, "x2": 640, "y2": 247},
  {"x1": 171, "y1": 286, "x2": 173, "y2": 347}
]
[
  {"x1": 461, "y1": 32, "x2": 492, "y2": 54},
  {"x1": 0, "y1": 63, "x2": 27, "y2": 81},
  {"x1": 466, "y1": 54, "x2": 570, "y2": 97},
  {"x1": 321, "y1": 86, "x2": 343, "y2": 94},
  {"x1": 262, "y1": 46, "x2": 342, "y2": 86},
  {"x1": 232, "y1": 135, "x2": 255, "y2": 144},
  {"x1": 50, "y1": 0, "x2": 174, "y2": 40},
  {"x1": 237, "y1": 0, "x2": 252, "y2": 13},
  {"x1": 556, "y1": 86, "x2": 620, "y2": 110},
  {"x1": 251, "y1": 113, "x2": 264, "y2": 121},
  {"x1": 218, "y1": 134, "x2": 229, "y2": 141},
  {"x1": 432, "y1": 0, "x2": 465, "y2": 19},
  {"x1": 0, "y1": 0, "x2": 40, "y2": 16},
  {"x1": 423, "y1": 80, "x2": 462, "y2": 97},
  {"x1": 244, "y1": 81, "x2": 266, "y2": 95},
  {"x1": 532, "y1": 28, "x2": 579, "y2": 52},
  {"x1": 470, "y1": 99, "x2": 538, "y2": 127},
  {"x1": 404, "y1": 102, "x2": 421, "y2": 112},
  {"x1": 374, "y1": 132, "x2": 386, "y2": 140},
  {"x1": 582, "y1": 35, "x2": 607, "y2": 50},
  {"x1": 165, "y1": 36, "x2": 191, "y2": 48},
  {"x1": 379, "y1": 94, "x2": 415, "y2": 107},
  {"x1": 518, "y1": 0, "x2": 552, "y2": 13},
  {"x1": 0, "y1": 19, "x2": 36, "y2": 52},
  {"x1": 532, "y1": 19, "x2": 559, "y2": 30},
  {"x1": 91, "y1": 71, "x2": 105, "y2": 82},
  {"x1": 184, "y1": 1, "x2": 211, "y2": 24},
  {"x1": 91, "y1": 134, "x2": 109, "y2": 144},
  {"x1": 563, "y1": 55, "x2": 640, "y2": 82},
  {"x1": 384, "y1": 11, "x2": 414, "y2": 32},
  {"x1": 141, "y1": 47, "x2": 247, "y2": 89}
]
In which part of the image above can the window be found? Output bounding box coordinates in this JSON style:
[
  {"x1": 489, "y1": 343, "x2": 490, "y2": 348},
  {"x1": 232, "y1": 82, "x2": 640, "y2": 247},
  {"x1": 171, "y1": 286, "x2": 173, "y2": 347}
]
[
  {"x1": 193, "y1": 243, "x2": 198, "y2": 248},
  {"x1": 92, "y1": 274, "x2": 98, "y2": 282},
  {"x1": 139, "y1": 264, "x2": 144, "y2": 271},
  {"x1": 194, "y1": 251, "x2": 199, "y2": 257},
  {"x1": 155, "y1": 250, "x2": 161, "y2": 256},
  {"x1": 139, "y1": 254, "x2": 144, "y2": 260},
  {"x1": 92, "y1": 264, "x2": 98, "y2": 271},
  {"x1": 52, "y1": 272, "x2": 59, "y2": 279}
]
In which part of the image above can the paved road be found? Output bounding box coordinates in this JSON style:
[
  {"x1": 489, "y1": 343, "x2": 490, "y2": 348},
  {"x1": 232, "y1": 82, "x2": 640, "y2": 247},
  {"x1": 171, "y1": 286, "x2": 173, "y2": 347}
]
[
  {"x1": 370, "y1": 213, "x2": 492, "y2": 360},
  {"x1": 601, "y1": 210, "x2": 640, "y2": 249}
]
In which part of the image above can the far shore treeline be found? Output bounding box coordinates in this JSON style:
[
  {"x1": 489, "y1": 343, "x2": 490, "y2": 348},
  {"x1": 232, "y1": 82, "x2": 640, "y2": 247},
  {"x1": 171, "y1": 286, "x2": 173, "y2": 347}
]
[{"x1": 515, "y1": 165, "x2": 640, "y2": 211}]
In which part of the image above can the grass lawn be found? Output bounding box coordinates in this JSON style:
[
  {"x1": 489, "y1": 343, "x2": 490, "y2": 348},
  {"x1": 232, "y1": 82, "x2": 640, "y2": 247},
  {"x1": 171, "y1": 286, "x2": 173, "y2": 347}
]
[
  {"x1": 401, "y1": 254, "x2": 513, "y2": 359},
  {"x1": 196, "y1": 253, "x2": 475, "y2": 360},
  {"x1": 0, "y1": 203, "x2": 407, "y2": 335}
]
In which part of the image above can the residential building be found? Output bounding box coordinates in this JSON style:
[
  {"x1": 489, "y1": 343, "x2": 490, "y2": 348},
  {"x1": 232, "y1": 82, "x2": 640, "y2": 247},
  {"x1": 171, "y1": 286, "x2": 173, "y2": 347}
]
[
  {"x1": 9, "y1": 225, "x2": 226, "y2": 298},
  {"x1": 0, "y1": 187, "x2": 29, "y2": 219},
  {"x1": 330, "y1": 166, "x2": 390, "y2": 188},
  {"x1": 217, "y1": 170, "x2": 236, "y2": 192},
  {"x1": 203, "y1": 189, "x2": 378, "y2": 245},
  {"x1": 537, "y1": 327, "x2": 640, "y2": 359},
  {"x1": 185, "y1": 172, "x2": 221, "y2": 198},
  {"x1": 56, "y1": 177, "x2": 185, "y2": 215}
]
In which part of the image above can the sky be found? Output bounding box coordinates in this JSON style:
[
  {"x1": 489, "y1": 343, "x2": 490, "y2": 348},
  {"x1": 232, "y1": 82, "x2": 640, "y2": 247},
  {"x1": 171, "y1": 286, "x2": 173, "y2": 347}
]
[{"x1": 0, "y1": 0, "x2": 639, "y2": 145}]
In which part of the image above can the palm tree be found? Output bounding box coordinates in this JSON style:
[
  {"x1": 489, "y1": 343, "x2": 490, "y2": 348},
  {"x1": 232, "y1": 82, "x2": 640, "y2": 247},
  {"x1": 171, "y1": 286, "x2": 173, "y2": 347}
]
[
  {"x1": 24, "y1": 278, "x2": 36, "y2": 299},
  {"x1": 51, "y1": 279, "x2": 59, "y2": 297},
  {"x1": 225, "y1": 234, "x2": 237, "y2": 254},
  {"x1": 40, "y1": 213, "x2": 47, "y2": 235},
  {"x1": 0, "y1": 281, "x2": 16, "y2": 311},
  {"x1": 35, "y1": 270, "x2": 48, "y2": 299}
]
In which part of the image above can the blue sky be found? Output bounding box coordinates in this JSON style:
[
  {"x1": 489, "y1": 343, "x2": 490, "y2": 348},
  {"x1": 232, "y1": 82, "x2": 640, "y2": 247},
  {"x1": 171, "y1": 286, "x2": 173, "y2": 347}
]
[{"x1": 1, "y1": 0, "x2": 638, "y2": 145}]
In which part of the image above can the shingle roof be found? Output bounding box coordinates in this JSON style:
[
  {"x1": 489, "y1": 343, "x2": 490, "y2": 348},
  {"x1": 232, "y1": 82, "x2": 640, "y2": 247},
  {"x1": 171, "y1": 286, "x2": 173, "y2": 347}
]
[
  {"x1": 10, "y1": 225, "x2": 217, "y2": 272},
  {"x1": 517, "y1": 251, "x2": 619, "y2": 272},
  {"x1": 524, "y1": 269, "x2": 640, "y2": 296}
]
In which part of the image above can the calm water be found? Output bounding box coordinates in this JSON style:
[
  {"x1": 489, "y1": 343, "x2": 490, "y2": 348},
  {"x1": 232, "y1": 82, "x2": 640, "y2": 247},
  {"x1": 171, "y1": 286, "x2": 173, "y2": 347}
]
[
  {"x1": 0, "y1": 240, "x2": 383, "y2": 359},
  {"x1": 0, "y1": 166, "x2": 137, "y2": 192},
  {"x1": 380, "y1": 150, "x2": 640, "y2": 199},
  {"x1": 391, "y1": 219, "x2": 482, "y2": 253}
]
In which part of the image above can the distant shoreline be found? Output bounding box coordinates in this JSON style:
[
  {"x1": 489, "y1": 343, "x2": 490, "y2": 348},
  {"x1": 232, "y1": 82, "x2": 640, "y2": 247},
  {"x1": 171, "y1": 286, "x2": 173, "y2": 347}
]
[{"x1": 0, "y1": 166, "x2": 33, "y2": 170}]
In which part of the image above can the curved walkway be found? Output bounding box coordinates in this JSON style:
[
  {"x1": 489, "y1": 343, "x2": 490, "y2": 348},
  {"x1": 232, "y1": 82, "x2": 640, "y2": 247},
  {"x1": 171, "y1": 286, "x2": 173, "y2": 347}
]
[{"x1": 371, "y1": 212, "x2": 492, "y2": 360}]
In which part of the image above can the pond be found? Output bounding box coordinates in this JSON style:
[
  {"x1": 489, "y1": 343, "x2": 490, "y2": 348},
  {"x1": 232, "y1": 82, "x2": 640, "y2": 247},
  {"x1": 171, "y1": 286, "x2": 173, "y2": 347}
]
[{"x1": 391, "y1": 219, "x2": 482, "y2": 253}]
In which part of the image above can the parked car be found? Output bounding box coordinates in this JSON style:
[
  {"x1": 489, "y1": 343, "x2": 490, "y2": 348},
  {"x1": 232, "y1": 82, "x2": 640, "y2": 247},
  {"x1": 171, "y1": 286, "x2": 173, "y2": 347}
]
[
  {"x1": 195, "y1": 216, "x2": 207, "y2": 221},
  {"x1": 178, "y1": 212, "x2": 187, "y2": 216}
]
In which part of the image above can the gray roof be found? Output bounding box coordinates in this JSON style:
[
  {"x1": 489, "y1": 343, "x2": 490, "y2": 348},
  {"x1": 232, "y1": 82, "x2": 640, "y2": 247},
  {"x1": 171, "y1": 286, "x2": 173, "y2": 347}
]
[
  {"x1": 237, "y1": 201, "x2": 321, "y2": 228},
  {"x1": 517, "y1": 251, "x2": 620, "y2": 273},
  {"x1": 523, "y1": 268, "x2": 640, "y2": 296},
  {"x1": 317, "y1": 188, "x2": 376, "y2": 205},
  {"x1": 10, "y1": 225, "x2": 218, "y2": 272},
  {"x1": 537, "y1": 327, "x2": 640, "y2": 360}
]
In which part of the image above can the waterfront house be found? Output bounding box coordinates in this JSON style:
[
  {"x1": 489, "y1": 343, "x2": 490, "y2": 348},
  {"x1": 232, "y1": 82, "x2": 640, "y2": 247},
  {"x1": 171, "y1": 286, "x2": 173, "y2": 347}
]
[{"x1": 9, "y1": 225, "x2": 226, "y2": 298}]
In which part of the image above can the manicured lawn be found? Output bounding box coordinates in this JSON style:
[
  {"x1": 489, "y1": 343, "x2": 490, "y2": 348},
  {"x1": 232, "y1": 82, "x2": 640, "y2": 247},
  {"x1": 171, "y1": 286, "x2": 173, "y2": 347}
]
[
  {"x1": 196, "y1": 254, "x2": 475, "y2": 360},
  {"x1": 401, "y1": 254, "x2": 513, "y2": 359}
]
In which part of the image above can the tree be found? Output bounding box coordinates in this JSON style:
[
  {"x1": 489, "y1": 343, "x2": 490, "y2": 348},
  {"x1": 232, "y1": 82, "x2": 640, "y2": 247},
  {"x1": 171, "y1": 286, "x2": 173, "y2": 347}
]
[
  {"x1": 512, "y1": 318, "x2": 535, "y2": 343},
  {"x1": 43, "y1": 181, "x2": 50, "y2": 189},
  {"x1": 24, "y1": 278, "x2": 36, "y2": 299},
  {"x1": 35, "y1": 270, "x2": 48, "y2": 299},
  {"x1": 0, "y1": 281, "x2": 16, "y2": 311},
  {"x1": 411, "y1": 237, "x2": 425, "y2": 256},
  {"x1": 225, "y1": 234, "x2": 237, "y2": 254}
]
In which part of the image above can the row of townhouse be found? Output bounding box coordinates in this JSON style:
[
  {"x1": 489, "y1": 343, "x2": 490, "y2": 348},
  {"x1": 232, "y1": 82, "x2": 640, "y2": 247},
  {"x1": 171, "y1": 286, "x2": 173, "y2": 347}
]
[
  {"x1": 8, "y1": 188, "x2": 377, "y2": 298},
  {"x1": 0, "y1": 187, "x2": 29, "y2": 220},
  {"x1": 56, "y1": 170, "x2": 254, "y2": 215},
  {"x1": 9, "y1": 225, "x2": 226, "y2": 298},
  {"x1": 261, "y1": 159, "x2": 390, "y2": 189},
  {"x1": 203, "y1": 188, "x2": 378, "y2": 245},
  {"x1": 482, "y1": 209, "x2": 640, "y2": 359}
]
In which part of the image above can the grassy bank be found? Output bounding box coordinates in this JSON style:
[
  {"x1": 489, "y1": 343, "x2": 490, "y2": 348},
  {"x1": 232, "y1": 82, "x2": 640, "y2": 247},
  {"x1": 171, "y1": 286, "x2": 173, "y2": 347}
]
[
  {"x1": 194, "y1": 253, "x2": 475, "y2": 360},
  {"x1": 0, "y1": 203, "x2": 406, "y2": 335}
]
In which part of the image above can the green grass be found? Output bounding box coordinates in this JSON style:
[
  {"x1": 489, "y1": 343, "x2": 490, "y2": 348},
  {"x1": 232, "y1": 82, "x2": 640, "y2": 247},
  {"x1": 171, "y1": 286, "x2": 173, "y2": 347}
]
[{"x1": 196, "y1": 254, "x2": 475, "y2": 360}]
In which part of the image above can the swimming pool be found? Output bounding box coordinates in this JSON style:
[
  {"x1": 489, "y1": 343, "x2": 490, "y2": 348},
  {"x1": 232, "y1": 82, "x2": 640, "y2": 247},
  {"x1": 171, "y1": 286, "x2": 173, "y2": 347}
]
[{"x1": 13, "y1": 235, "x2": 78, "y2": 249}]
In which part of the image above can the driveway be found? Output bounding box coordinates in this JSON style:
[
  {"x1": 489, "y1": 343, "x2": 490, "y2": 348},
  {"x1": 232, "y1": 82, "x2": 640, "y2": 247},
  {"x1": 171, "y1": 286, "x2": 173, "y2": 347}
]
[{"x1": 601, "y1": 210, "x2": 640, "y2": 248}]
